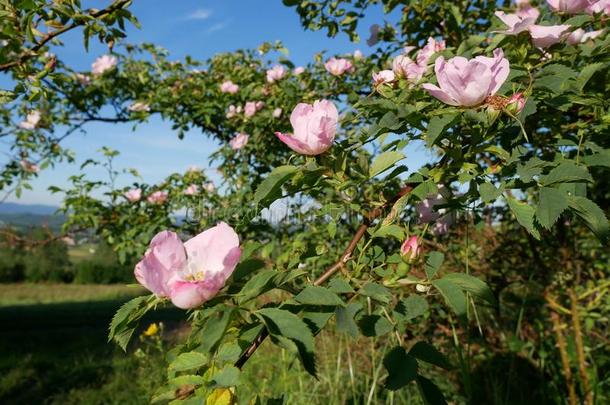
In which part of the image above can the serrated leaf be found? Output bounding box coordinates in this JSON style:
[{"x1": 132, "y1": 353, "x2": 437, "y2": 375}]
[
  {"x1": 372, "y1": 224, "x2": 404, "y2": 240},
  {"x1": 108, "y1": 295, "x2": 154, "y2": 351},
  {"x1": 237, "y1": 270, "x2": 277, "y2": 304},
  {"x1": 199, "y1": 307, "x2": 233, "y2": 352},
  {"x1": 379, "y1": 111, "x2": 402, "y2": 130},
  {"x1": 535, "y1": 187, "x2": 568, "y2": 229},
  {"x1": 426, "y1": 114, "x2": 456, "y2": 147},
  {"x1": 358, "y1": 314, "x2": 393, "y2": 337},
  {"x1": 253, "y1": 165, "x2": 298, "y2": 207},
  {"x1": 383, "y1": 346, "x2": 418, "y2": 390},
  {"x1": 170, "y1": 352, "x2": 208, "y2": 372},
  {"x1": 398, "y1": 295, "x2": 429, "y2": 321},
  {"x1": 209, "y1": 365, "x2": 240, "y2": 388},
  {"x1": 369, "y1": 151, "x2": 405, "y2": 178},
  {"x1": 506, "y1": 196, "x2": 540, "y2": 239},
  {"x1": 577, "y1": 62, "x2": 605, "y2": 92},
  {"x1": 335, "y1": 302, "x2": 361, "y2": 337},
  {"x1": 409, "y1": 341, "x2": 452, "y2": 370},
  {"x1": 542, "y1": 162, "x2": 592, "y2": 186},
  {"x1": 424, "y1": 251, "x2": 444, "y2": 279},
  {"x1": 432, "y1": 279, "x2": 467, "y2": 322},
  {"x1": 294, "y1": 286, "x2": 344, "y2": 306},
  {"x1": 417, "y1": 376, "x2": 448, "y2": 405},
  {"x1": 360, "y1": 282, "x2": 392, "y2": 303},
  {"x1": 567, "y1": 196, "x2": 609, "y2": 243},
  {"x1": 328, "y1": 278, "x2": 355, "y2": 294},
  {"x1": 441, "y1": 273, "x2": 496, "y2": 305},
  {"x1": 256, "y1": 308, "x2": 316, "y2": 376},
  {"x1": 479, "y1": 182, "x2": 502, "y2": 203}
]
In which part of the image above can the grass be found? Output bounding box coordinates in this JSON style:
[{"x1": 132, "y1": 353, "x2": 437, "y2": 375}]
[
  {"x1": 0, "y1": 283, "x2": 146, "y2": 306},
  {"x1": 67, "y1": 243, "x2": 98, "y2": 264}
]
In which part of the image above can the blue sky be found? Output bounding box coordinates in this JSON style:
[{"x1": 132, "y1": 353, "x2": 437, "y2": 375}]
[{"x1": 5, "y1": 0, "x2": 433, "y2": 206}]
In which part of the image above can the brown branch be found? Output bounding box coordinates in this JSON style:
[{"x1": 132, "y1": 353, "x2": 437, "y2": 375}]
[
  {"x1": 234, "y1": 184, "x2": 414, "y2": 369},
  {"x1": 568, "y1": 289, "x2": 593, "y2": 405},
  {"x1": 0, "y1": 0, "x2": 131, "y2": 72}
]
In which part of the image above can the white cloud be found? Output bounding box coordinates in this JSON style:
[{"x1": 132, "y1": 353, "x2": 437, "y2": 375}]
[
  {"x1": 206, "y1": 20, "x2": 230, "y2": 33},
  {"x1": 185, "y1": 8, "x2": 212, "y2": 20}
]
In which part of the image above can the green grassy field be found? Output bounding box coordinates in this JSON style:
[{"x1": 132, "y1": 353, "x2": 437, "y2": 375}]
[{"x1": 0, "y1": 283, "x2": 429, "y2": 404}]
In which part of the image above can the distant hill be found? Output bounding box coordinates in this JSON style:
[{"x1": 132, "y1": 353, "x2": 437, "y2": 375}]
[
  {"x1": 0, "y1": 202, "x2": 59, "y2": 215},
  {"x1": 0, "y1": 203, "x2": 64, "y2": 232}
]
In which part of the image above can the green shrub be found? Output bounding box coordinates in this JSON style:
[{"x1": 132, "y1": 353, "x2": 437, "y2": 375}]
[
  {"x1": 73, "y1": 243, "x2": 134, "y2": 284},
  {"x1": 0, "y1": 248, "x2": 25, "y2": 282}
]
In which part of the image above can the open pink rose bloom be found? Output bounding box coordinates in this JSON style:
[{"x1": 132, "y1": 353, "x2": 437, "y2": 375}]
[
  {"x1": 275, "y1": 100, "x2": 338, "y2": 155},
  {"x1": 422, "y1": 48, "x2": 509, "y2": 107},
  {"x1": 135, "y1": 222, "x2": 242, "y2": 309}
]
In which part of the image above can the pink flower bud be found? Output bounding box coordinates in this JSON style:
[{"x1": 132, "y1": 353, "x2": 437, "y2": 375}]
[
  {"x1": 507, "y1": 92, "x2": 526, "y2": 114},
  {"x1": 20, "y1": 159, "x2": 39, "y2": 173},
  {"x1": 324, "y1": 57, "x2": 353, "y2": 76},
  {"x1": 293, "y1": 66, "x2": 305, "y2": 75},
  {"x1": 184, "y1": 184, "x2": 199, "y2": 195},
  {"x1": 220, "y1": 80, "x2": 239, "y2": 94},
  {"x1": 147, "y1": 190, "x2": 168, "y2": 204},
  {"x1": 18, "y1": 110, "x2": 41, "y2": 130},
  {"x1": 266, "y1": 65, "x2": 287, "y2": 83},
  {"x1": 401, "y1": 236, "x2": 421, "y2": 261},
  {"x1": 91, "y1": 55, "x2": 117, "y2": 76}
]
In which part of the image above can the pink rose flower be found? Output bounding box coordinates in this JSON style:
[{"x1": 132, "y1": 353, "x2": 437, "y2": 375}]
[
  {"x1": 325, "y1": 57, "x2": 353, "y2": 76},
  {"x1": 587, "y1": 0, "x2": 610, "y2": 14},
  {"x1": 353, "y1": 49, "x2": 364, "y2": 60},
  {"x1": 372, "y1": 70, "x2": 396, "y2": 86},
  {"x1": 220, "y1": 80, "x2": 239, "y2": 94},
  {"x1": 226, "y1": 105, "x2": 242, "y2": 118},
  {"x1": 422, "y1": 48, "x2": 510, "y2": 107},
  {"x1": 19, "y1": 159, "x2": 39, "y2": 173},
  {"x1": 400, "y1": 236, "x2": 421, "y2": 261},
  {"x1": 294, "y1": 66, "x2": 305, "y2": 75},
  {"x1": 495, "y1": 10, "x2": 538, "y2": 34},
  {"x1": 567, "y1": 28, "x2": 604, "y2": 44},
  {"x1": 392, "y1": 55, "x2": 425, "y2": 81},
  {"x1": 272, "y1": 107, "x2": 283, "y2": 118},
  {"x1": 507, "y1": 92, "x2": 526, "y2": 113},
  {"x1": 416, "y1": 37, "x2": 446, "y2": 67},
  {"x1": 266, "y1": 65, "x2": 287, "y2": 83},
  {"x1": 134, "y1": 223, "x2": 241, "y2": 309},
  {"x1": 184, "y1": 184, "x2": 199, "y2": 195},
  {"x1": 275, "y1": 99, "x2": 338, "y2": 155},
  {"x1": 203, "y1": 182, "x2": 216, "y2": 192},
  {"x1": 124, "y1": 188, "x2": 142, "y2": 202},
  {"x1": 528, "y1": 24, "x2": 571, "y2": 47},
  {"x1": 91, "y1": 55, "x2": 117, "y2": 76},
  {"x1": 244, "y1": 101, "x2": 264, "y2": 118},
  {"x1": 516, "y1": 4, "x2": 541, "y2": 19},
  {"x1": 18, "y1": 110, "x2": 41, "y2": 130},
  {"x1": 75, "y1": 73, "x2": 91, "y2": 85},
  {"x1": 230, "y1": 133, "x2": 249, "y2": 150},
  {"x1": 147, "y1": 190, "x2": 168, "y2": 204},
  {"x1": 128, "y1": 102, "x2": 150, "y2": 112},
  {"x1": 546, "y1": 0, "x2": 591, "y2": 13}
]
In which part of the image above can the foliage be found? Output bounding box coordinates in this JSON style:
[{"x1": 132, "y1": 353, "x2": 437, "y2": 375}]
[{"x1": 1, "y1": 0, "x2": 609, "y2": 403}]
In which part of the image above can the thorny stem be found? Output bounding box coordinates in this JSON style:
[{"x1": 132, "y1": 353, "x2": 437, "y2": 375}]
[
  {"x1": 234, "y1": 184, "x2": 414, "y2": 370},
  {"x1": 568, "y1": 289, "x2": 593, "y2": 405}
]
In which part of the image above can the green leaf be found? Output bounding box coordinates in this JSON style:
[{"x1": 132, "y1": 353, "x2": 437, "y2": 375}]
[
  {"x1": 441, "y1": 273, "x2": 496, "y2": 305},
  {"x1": 567, "y1": 196, "x2": 609, "y2": 243},
  {"x1": 108, "y1": 295, "x2": 155, "y2": 351},
  {"x1": 256, "y1": 308, "x2": 316, "y2": 376},
  {"x1": 542, "y1": 162, "x2": 592, "y2": 186},
  {"x1": 199, "y1": 307, "x2": 233, "y2": 353},
  {"x1": 506, "y1": 196, "x2": 540, "y2": 239},
  {"x1": 383, "y1": 346, "x2": 418, "y2": 390},
  {"x1": 409, "y1": 341, "x2": 452, "y2": 370},
  {"x1": 426, "y1": 114, "x2": 456, "y2": 147},
  {"x1": 583, "y1": 152, "x2": 610, "y2": 168},
  {"x1": 335, "y1": 302, "x2": 361, "y2": 337},
  {"x1": 479, "y1": 182, "x2": 502, "y2": 203},
  {"x1": 535, "y1": 187, "x2": 568, "y2": 229},
  {"x1": 209, "y1": 365, "x2": 240, "y2": 388},
  {"x1": 328, "y1": 278, "x2": 355, "y2": 294},
  {"x1": 360, "y1": 282, "x2": 392, "y2": 304},
  {"x1": 432, "y1": 279, "x2": 467, "y2": 322},
  {"x1": 379, "y1": 111, "x2": 402, "y2": 131},
  {"x1": 372, "y1": 224, "x2": 404, "y2": 240},
  {"x1": 237, "y1": 270, "x2": 277, "y2": 304},
  {"x1": 294, "y1": 286, "x2": 344, "y2": 306},
  {"x1": 253, "y1": 165, "x2": 298, "y2": 207},
  {"x1": 169, "y1": 351, "x2": 208, "y2": 372},
  {"x1": 424, "y1": 251, "x2": 444, "y2": 280},
  {"x1": 577, "y1": 62, "x2": 605, "y2": 92},
  {"x1": 417, "y1": 376, "x2": 448, "y2": 405},
  {"x1": 358, "y1": 314, "x2": 393, "y2": 337},
  {"x1": 396, "y1": 295, "x2": 429, "y2": 321},
  {"x1": 369, "y1": 151, "x2": 405, "y2": 178}
]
